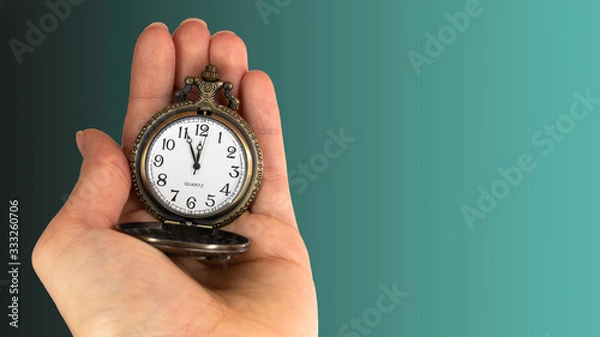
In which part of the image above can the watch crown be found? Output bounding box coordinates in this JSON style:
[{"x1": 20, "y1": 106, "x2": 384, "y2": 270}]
[{"x1": 201, "y1": 65, "x2": 220, "y2": 82}]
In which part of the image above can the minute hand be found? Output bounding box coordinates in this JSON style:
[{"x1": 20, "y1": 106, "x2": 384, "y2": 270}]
[{"x1": 196, "y1": 136, "x2": 209, "y2": 169}]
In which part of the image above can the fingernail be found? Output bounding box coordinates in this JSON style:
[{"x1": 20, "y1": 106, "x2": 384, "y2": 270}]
[
  {"x1": 144, "y1": 22, "x2": 169, "y2": 32},
  {"x1": 179, "y1": 17, "x2": 208, "y2": 28},
  {"x1": 76, "y1": 130, "x2": 86, "y2": 155},
  {"x1": 212, "y1": 30, "x2": 237, "y2": 37}
]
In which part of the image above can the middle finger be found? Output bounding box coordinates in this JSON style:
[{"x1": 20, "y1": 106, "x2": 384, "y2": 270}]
[{"x1": 173, "y1": 18, "x2": 212, "y2": 89}]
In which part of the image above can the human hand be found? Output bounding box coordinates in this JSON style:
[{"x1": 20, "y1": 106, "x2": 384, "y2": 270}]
[{"x1": 32, "y1": 18, "x2": 318, "y2": 337}]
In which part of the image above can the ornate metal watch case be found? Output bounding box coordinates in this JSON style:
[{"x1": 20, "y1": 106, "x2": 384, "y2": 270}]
[{"x1": 117, "y1": 65, "x2": 263, "y2": 260}]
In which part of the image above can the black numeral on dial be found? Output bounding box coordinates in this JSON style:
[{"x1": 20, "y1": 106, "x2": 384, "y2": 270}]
[
  {"x1": 162, "y1": 139, "x2": 175, "y2": 151},
  {"x1": 229, "y1": 166, "x2": 240, "y2": 178},
  {"x1": 197, "y1": 124, "x2": 209, "y2": 137},
  {"x1": 220, "y1": 183, "x2": 231, "y2": 196},
  {"x1": 157, "y1": 173, "x2": 168, "y2": 186},
  {"x1": 205, "y1": 194, "x2": 216, "y2": 207},
  {"x1": 186, "y1": 196, "x2": 197, "y2": 209},
  {"x1": 178, "y1": 127, "x2": 189, "y2": 139},
  {"x1": 153, "y1": 154, "x2": 164, "y2": 167},
  {"x1": 227, "y1": 146, "x2": 236, "y2": 159}
]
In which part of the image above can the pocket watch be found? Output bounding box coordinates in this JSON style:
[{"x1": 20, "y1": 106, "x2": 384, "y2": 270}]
[{"x1": 117, "y1": 65, "x2": 263, "y2": 260}]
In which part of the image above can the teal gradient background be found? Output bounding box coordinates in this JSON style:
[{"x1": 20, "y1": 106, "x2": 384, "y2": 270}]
[{"x1": 2, "y1": 0, "x2": 600, "y2": 336}]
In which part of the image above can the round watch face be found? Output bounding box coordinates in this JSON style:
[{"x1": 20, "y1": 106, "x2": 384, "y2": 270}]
[
  {"x1": 144, "y1": 113, "x2": 248, "y2": 218},
  {"x1": 132, "y1": 103, "x2": 261, "y2": 227}
]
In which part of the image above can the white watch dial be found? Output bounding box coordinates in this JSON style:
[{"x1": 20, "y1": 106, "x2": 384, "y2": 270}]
[{"x1": 144, "y1": 115, "x2": 247, "y2": 217}]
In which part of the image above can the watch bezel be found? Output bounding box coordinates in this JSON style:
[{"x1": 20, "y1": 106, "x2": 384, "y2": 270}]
[{"x1": 130, "y1": 100, "x2": 262, "y2": 228}]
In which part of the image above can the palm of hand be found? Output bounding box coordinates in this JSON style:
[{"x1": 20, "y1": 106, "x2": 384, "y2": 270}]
[{"x1": 32, "y1": 19, "x2": 317, "y2": 337}]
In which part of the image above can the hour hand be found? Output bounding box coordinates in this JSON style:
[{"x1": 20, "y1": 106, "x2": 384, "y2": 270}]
[
  {"x1": 187, "y1": 136, "x2": 202, "y2": 176},
  {"x1": 186, "y1": 136, "x2": 198, "y2": 162}
]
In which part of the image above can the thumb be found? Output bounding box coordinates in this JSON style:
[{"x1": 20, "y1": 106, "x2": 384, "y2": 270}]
[
  {"x1": 58, "y1": 128, "x2": 131, "y2": 230},
  {"x1": 32, "y1": 128, "x2": 132, "y2": 294}
]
